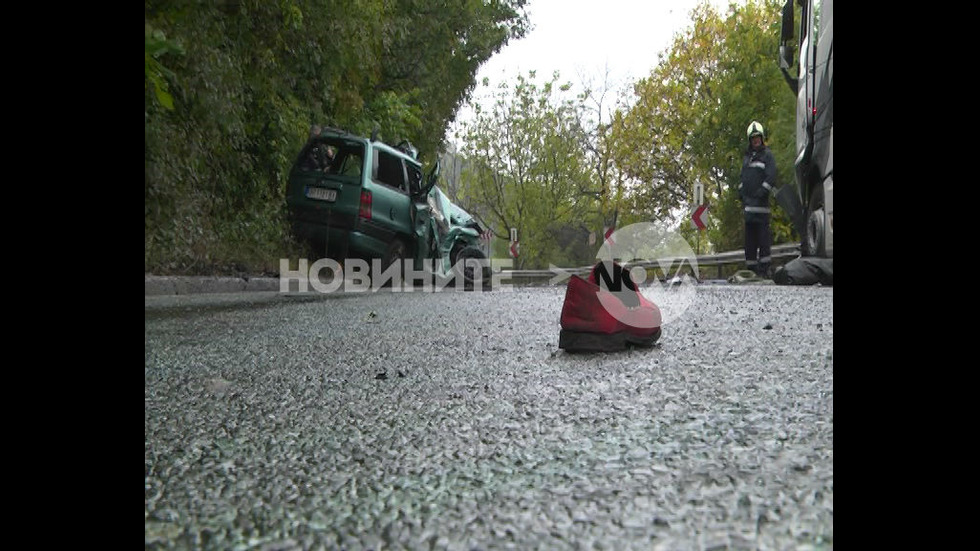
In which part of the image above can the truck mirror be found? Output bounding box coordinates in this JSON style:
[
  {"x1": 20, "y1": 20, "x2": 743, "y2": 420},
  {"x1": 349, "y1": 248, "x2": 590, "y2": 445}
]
[
  {"x1": 779, "y1": 45, "x2": 793, "y2": 70},
  {"x1": 781, "y1": 0, "x2": 795, "y2": 42},
  {"x1": 780, "y1": 1, "x2": 795, "y2": 69}
]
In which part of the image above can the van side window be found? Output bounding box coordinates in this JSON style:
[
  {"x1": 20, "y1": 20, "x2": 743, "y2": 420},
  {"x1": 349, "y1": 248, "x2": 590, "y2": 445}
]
[
  {"x1": 338, "y1": 151, "x2": 363, "y2": 176},
  {"x1": 300, "y1": 142, "x2": 337, "y2": 172},
  {"x1": 374, "y1": 149, "x2": 407, "y2": 192}
]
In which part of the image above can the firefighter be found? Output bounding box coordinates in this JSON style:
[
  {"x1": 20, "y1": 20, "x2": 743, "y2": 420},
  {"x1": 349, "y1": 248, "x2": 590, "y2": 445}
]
[{"x1": 739, "y1": 121, "x2": 777, "y2": 278}]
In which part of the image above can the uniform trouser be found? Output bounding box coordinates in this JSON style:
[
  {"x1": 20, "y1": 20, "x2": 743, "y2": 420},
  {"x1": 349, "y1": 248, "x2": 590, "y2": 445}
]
[{"x1": 744, "y1": 216, "x2": 772, "y2": 276}]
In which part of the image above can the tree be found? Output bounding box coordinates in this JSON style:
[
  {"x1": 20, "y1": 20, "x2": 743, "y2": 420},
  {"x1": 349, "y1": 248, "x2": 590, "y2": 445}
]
[
  {"x1": 458, "y1": 72, "x2": 596, "y2": 269},
  {"x1": 608, "y1": 0, "x2": 796, "y2": 253},
  {"x1": 377, "y1": 0, "x2": 530, "y2": 159},
  {"x1": 575, "y1": 66, "x2": 633, "y2": 245}
]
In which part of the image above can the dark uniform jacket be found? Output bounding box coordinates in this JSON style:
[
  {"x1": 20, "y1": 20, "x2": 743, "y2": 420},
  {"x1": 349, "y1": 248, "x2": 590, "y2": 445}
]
[{"x1": 739, "y1": 146, "x2": 777, "y2": 222}]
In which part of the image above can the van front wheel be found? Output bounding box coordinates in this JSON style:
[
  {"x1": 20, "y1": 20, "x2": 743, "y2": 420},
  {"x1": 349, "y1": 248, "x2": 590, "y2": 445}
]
[{"x1": 451, "y1": 244, "x2": 490, "y2": 289}]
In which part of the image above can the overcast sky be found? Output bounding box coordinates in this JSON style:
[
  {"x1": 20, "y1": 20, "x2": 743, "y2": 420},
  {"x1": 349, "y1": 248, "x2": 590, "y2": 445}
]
[
  {"x1": 477, "y1": 0, "x2": 723, "y2": 87},
  {"x1": 453, "y1": 0, "x2": 739, "y2": 135}
]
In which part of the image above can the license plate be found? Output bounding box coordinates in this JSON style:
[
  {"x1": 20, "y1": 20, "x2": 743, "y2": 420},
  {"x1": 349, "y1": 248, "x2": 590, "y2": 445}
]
[{"x1": 306, "y1": 187, "x2": 337, "y2": 202}]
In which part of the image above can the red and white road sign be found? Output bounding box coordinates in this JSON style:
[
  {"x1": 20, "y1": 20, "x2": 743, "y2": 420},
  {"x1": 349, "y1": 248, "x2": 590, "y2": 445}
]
[
  {"x1": 692, "y1": 204, "x2": 709, "y2": 230},
  {"x1": 603, "y1": 225, "x2": 615, "y2": 245},
  {"x1": 510, "y1": 241, "x2": 520, "y2": 258}
]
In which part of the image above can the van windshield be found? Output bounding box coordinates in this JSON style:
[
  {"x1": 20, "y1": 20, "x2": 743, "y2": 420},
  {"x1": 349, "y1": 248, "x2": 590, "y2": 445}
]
[{"x1": 298, "y1": 139, "x2": 365, "y2": 183}]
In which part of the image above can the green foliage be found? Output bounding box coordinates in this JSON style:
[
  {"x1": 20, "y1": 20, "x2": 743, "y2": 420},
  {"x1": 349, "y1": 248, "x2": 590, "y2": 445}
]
[
  {"x1": 144, "y1": 23, "x2": 183, "y2": 111},
  {"x1": 144, "y1": 0, "x2": 528, "y2": 274}
]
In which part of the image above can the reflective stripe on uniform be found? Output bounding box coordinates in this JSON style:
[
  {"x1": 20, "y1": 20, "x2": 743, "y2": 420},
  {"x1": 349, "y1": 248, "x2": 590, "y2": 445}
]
[
  {"x1": 759, "y1": 256, "x2": 771, "y2": 263},
  {"x1": 762, "y1": 182, "x2": 773, "y2": 191},
  {"x1": 749, "y1": 162, "x2": 766, "y2": 169},
  {"x1": 745, "y1": 206, "x2": 771, "y2": 213}
]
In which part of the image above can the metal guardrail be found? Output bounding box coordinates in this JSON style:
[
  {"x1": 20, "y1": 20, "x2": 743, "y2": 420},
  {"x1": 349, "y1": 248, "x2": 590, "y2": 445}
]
[
  {"x1": 691, "y1": 242, "x2": 800, "y2": 278},
  {"x1": 500, "y1": 243, "x2": 801, "y2": 282}
]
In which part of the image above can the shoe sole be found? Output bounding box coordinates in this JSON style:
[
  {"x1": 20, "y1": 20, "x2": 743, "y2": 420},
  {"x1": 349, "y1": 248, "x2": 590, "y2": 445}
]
[{"x1": 558, "y1": 327, "x2": 661, "y2": 353}]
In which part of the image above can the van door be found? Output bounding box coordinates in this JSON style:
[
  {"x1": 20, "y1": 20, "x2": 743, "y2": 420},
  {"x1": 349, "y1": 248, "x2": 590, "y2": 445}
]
[
  {"x1": 286, "y1": 138, "x2": 366, "y2": 254},
  {"x1": 367, "y1": 147, "x2": 414, "y2": 247}
]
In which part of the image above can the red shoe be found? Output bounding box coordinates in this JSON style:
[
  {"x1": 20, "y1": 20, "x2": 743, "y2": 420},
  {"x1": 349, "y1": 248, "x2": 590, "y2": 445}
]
[{"x1": 559, "y1": 261, "x2": 662, "y2": 352}]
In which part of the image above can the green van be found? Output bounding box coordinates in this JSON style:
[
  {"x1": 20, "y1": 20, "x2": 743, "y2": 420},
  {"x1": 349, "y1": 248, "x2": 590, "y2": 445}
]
[{"x1": 286, "y1": 126, "x2": 489, "y2": 285}]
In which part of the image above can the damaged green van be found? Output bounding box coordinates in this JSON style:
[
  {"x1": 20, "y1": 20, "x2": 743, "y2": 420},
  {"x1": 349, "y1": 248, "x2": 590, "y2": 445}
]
[{"x1": 286, "y1": 126, "x2": 490, "y2": 285}]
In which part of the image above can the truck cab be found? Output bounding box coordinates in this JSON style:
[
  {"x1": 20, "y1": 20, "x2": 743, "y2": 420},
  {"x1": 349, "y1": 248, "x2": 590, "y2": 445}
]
[{"x1": 778, "y1": 0, "x2": 833, "y2": 258}]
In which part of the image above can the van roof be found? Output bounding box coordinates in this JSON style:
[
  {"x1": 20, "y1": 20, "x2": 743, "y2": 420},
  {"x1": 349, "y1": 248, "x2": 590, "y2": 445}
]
[{"x1": 310, "y1": 126, "x2": 420, "y2": 164}]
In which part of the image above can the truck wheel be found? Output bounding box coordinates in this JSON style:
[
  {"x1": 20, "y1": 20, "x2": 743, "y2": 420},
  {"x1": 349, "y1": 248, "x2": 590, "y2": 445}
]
[{"x1": 803, "y1": 185, "x2": 826, "y2": 257}]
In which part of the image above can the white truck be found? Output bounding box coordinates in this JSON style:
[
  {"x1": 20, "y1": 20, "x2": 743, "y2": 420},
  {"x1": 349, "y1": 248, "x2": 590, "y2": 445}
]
[{"x1": 777, "y1": 0, "x2": 833, "y2": 258}]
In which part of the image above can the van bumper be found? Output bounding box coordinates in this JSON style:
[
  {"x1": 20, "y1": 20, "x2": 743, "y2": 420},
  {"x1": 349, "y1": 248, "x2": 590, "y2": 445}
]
[{"x1": 290, "y1": 219, "x2": 390, "y2": 261}]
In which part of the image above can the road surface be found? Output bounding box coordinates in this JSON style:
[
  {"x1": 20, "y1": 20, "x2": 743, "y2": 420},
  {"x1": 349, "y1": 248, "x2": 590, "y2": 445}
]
[{"x1": 145, "y1": 283, "x2": 833, "y2": 549}]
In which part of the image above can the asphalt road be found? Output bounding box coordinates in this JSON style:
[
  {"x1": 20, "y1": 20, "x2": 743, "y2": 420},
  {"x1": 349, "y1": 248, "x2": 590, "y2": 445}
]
[{"x1": 145, "y1": 283, "x2": 833, "y2": 550}]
